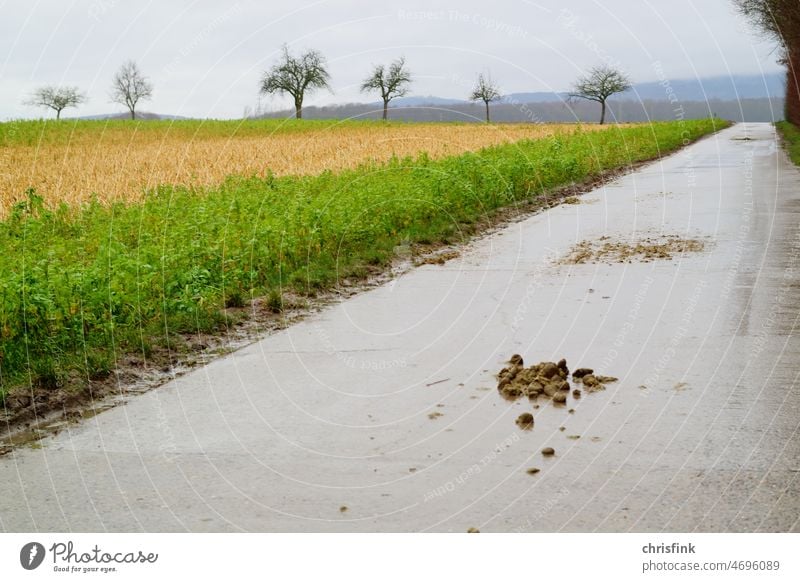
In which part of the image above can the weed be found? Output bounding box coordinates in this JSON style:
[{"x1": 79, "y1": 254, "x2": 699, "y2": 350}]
[{"x1": 776, "y1": 121, "x2": 800, "y2": 166}]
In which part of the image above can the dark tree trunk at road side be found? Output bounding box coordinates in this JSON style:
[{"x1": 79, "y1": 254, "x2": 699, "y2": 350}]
[{"x1": 787, "y1": 50, "x2": 800, "y2": 126}]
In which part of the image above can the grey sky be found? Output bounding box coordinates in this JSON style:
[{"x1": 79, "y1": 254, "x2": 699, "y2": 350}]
[{"x1": 0, "y1": 0, "x2": 784, "y2": 120}]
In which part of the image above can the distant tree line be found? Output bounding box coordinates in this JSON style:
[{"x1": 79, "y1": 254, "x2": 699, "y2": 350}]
[
  {"x1": 257, "y1": 46, "x2": 629, "y2": 123},
  {"x1": 25, "y1": 45, "x2": 632, "y2": 124}
]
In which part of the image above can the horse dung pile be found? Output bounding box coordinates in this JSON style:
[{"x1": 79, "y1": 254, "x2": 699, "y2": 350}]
[{"x1": 497, "y1": 355, "x2": 617, "y2": 424}]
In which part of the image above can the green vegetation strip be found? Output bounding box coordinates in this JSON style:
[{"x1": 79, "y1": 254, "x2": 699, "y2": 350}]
[
  {"x1": 776, "y1": 121, "x2": 800, "y2": 166},
  {"x1": 0, "y1": 119, "x2": 725, "y2": 398}
]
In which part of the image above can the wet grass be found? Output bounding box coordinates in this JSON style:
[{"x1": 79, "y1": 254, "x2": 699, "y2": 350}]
[
  {"x1": 0, "y1": 118, "x2": 726, "y2": 402},
  {"x1": 776, "y1": 121, "x2": 800, "y2": 166}
]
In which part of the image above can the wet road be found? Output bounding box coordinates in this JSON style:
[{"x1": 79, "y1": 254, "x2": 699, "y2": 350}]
[{"x1": 1, "y1": 122, "x2": 799, "y2": 532}]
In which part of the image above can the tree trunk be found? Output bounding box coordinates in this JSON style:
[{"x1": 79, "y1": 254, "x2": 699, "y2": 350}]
[
  {"x1": 130, "y1": 108, "x2": 136, "y2": 120},
  {"x1": 56, "y1": 109, "x2": 61, "y2": 121},
  {"x1": 485, "y1": 100, "x2": 490, "y2": 123},
  {"x1": 295, "y1": 97, "x2": 303, "y2": 120},
  {"x1": 599, "y1": 100, "x2": 606, "y2": 125},
  {"x1": 787, "y1": 48, "x2": 800, "y2": 126},
  {"x1": 383, "y1": 100, "x2": 388, "y2": 121}
]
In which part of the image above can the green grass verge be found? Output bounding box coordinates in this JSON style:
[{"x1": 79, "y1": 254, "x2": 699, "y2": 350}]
[
  {"x1": 0, "y1": 118, "x2": 727, "y2": 399},
  {"x1": 776, "y1": 121, "x2": 800, "y2": 166}
]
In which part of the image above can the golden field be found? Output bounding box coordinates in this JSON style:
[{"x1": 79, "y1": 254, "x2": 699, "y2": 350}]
[{"x1": 0, "y1": 119, "x2": 613, "y2": 216}]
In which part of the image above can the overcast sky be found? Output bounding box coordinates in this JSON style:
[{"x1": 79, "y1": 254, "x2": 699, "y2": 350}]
[{"x1": 0, "y1": 0, "x2": 785, "y2": 120}]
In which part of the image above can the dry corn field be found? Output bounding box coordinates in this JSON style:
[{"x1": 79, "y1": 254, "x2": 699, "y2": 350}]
[{"x1": 0, "y1": 120, "x2": 614, "y2": 216}]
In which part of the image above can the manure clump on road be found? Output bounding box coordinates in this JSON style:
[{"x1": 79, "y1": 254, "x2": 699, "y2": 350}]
[
  {"x1": 576, "y1": 373, "x2": 618, "y2": 392},
  {"x1": 562, "y1": 235, "x2": 706, "y2": 265},
  {"x1": 497, "y1": 356, "x2": 618, "y2": 428},
  {"x1": 516, "y1": 412, "x2": 535, "y2": 430},
  {"x1": 497, "y1": 357, "x2": 570, "y2": 402},
  {"x1": 497, "y1": 356, "x2": 617, "y2": 403}
]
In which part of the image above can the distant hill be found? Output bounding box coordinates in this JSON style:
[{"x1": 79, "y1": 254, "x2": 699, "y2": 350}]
[
  {"x1": 77, "y1": 111, "x2": 190, "y2": 121},
  {"x1": 67, "y1": 73, "x2": 786, "y2": 123},
  {"x1": 502, "y1": 72, "x2": 785, "y2": 104},
  {"x1": 390, "y1": 96, "x2": 468, "y2": 107},
  {"x1": 259, "y1": 97, "x2": 782, "y2": 123},
  {"x1": 501, "y1": 92, "x2": 569, "y2": 104},
  {"x1": 256, "y1": 72, "x2": 786, "y2": 123},
  {"x1": 624, "y1": 72, "x2": 785, "y2": 100},
  {"x1": 389, "y1": 72, "x2": 787, "y2": 107}
]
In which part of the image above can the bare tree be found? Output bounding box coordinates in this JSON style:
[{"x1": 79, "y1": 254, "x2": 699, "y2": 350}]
[
  {"x1": 733, "y1": 1, "x2": 800, "y2": 44},
  {"x1": 360, "y1": 57, "x2": 412, "y2": 120},
  {"x1": 733, "y1": 1, "x2": 800, "y2": 124},
  {"x1": 469, "y1": 73, "x2": 502, "y2": 122},
  {"x1": 25, "y1": 86, "x2": 86, "y2": 120},
  {"x1": 110, "y1": 60, "x2": 153, "y2": 120},
  {"x1": 569, "y1": 65, "x2": 631, "y2": 124},
  {"x1": 260, "y1": 45, "x2": 331, "y2": 119}
]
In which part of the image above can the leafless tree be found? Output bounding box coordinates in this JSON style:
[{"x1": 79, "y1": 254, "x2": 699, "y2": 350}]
[
  {"x1": 110, "y1": 60, "x2": 153, "y2": 120},
  {"x1": 733, "y1": 1, "x2": 800, "y2": 124},
  {"x1": 733, "y1": 1, "x2": 800, "y2": 45},
  {"x1": 469, "y1": 73, "x2": 502, "y2": 122},
  {"x1": 25, "y1": 86, "x2": 86, "y2": 120},
  {"x1": 569, "y1": 65, "x2": 631, "y2": 124},
  {"x1": 360, "y1": 57, "x2": 412, "y2": 120},
  {"x1": 260, "y1": 45, "x2": 331, "y2": 119}
]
